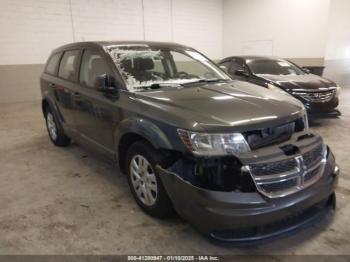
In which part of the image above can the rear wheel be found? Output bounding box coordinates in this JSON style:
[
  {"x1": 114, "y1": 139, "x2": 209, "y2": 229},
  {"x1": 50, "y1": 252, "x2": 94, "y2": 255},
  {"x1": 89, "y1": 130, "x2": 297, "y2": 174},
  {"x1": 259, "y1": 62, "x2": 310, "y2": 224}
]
[
  {"x1": 126, "y1": 141, "x2": 174, "y2": 218},
  {"x1": 44, "y1": 106, "x2": 71, "y2": 147}
]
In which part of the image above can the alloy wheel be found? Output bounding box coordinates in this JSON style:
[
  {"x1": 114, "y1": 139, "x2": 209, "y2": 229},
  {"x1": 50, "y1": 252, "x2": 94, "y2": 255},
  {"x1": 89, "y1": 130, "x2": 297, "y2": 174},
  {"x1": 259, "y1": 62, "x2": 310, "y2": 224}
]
[
  {"x1": 129, "y1": 154, "x2": 158, "y2": 206},
  {"x1": 46, "y1": 112, "x2": 58, "y2": 141}
]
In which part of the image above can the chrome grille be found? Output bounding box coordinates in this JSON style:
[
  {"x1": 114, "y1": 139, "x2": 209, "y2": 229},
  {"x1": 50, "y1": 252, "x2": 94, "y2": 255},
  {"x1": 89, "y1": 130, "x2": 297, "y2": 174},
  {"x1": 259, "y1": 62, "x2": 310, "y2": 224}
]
[
  {"x1": 260, "y1": 178, "x2": 298, "y2": 193},
  {"x1": 245, "y1": 143, "x2": 326, "y2": 198},
  {"x1": 304, "y1": 165, "x2": 321, "y2": 182},
  {"x1": 250, "y1": 158, "x2": 296, "y2": 176},
  {"x1": 292, "y1": 89, "x2": 335, "y2": 103},
  {"x1": 303, "y1": 144, "x2": 323, "y2": 168}
]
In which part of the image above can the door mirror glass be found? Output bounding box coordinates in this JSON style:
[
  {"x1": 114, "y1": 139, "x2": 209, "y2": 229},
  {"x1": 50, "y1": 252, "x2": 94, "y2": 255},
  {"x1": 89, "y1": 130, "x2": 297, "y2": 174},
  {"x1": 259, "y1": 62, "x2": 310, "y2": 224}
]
[
  {"x1": 80, "y1": 49, "x2": 120, "y2": 94},
  {"x1": 96, "y1": 74, "x2": 118, "y2": 95}
]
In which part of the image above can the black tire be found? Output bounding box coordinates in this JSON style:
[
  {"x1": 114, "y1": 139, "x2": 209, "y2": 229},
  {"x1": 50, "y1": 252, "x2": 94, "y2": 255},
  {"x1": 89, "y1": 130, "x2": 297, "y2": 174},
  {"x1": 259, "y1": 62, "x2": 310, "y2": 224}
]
[
  {"x1": 126, "y1": 141, "x2": 174, "y2": 218},
  {"x1": 44, "y1": 106, "x2": 71, "y2": 147}
]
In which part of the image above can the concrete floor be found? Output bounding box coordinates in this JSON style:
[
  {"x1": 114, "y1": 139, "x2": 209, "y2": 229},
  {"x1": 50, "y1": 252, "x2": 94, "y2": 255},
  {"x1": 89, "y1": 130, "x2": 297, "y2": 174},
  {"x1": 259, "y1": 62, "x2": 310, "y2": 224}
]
[{"x1": 0, "y1": 89, "x2": 350, "y2": 255}]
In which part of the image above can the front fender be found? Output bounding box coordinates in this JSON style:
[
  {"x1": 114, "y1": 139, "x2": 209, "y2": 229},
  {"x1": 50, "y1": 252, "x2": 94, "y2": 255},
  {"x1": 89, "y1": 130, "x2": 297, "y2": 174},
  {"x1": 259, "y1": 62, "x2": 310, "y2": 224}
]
[{"x1": 115, "y1": 117, "x2": 174, "y2": 151}]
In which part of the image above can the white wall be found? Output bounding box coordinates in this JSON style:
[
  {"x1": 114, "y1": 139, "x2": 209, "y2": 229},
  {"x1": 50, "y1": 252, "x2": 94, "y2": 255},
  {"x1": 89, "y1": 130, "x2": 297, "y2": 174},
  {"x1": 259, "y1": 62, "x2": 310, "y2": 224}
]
[
  {"x1": 143, "y1": 0, "x2": 172, "y2": 41},
  {"x1": 172, "y1": 0, "x2": 223, "y2": 59},
  {"x1": 223, "y1": 0, "x2": 331, "y2": 59},
  {"x1": 323, "y1": 0, "x2": 350, "y2": 86},
  {"x1": 0, "y1": 0, "x2": 223, "y2": 65},
  {"x1": 0, "y1": 0, "x2": 74, "y2": 65},
  {"x1": 325, "y1": 0, "x2": 350, "y2": 60},
  {"x1": 70, "y1": 0, "x2": 144, "y2": 42}
]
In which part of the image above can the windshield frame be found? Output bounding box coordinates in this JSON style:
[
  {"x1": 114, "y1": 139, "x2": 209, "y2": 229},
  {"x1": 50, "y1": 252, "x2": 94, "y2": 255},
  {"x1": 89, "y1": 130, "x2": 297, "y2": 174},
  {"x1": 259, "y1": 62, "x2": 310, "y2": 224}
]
[
  {"x1": 247, "y1": 58, "x2": 305, "y2": 76},
  {"x1": 104, "y1": 44, "x2": 230, "y2": 92}
]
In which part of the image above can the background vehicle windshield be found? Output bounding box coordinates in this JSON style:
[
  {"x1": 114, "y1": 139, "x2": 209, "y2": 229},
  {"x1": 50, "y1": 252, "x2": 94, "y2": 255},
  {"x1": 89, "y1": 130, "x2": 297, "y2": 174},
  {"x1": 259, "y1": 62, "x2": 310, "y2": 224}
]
[
  {"x1": 106, "y1": 45, "x2": 229, "y2": 92},
  {"x1": 247, "y1": 59, "x2": 305, "y2": 76}
]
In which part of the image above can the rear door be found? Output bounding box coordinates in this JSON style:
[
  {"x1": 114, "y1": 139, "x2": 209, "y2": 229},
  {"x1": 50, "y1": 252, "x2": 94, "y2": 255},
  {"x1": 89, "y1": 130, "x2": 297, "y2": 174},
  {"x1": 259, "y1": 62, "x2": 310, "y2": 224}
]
[
  {"x1": 73, "y1": 48, "x2": 120, "y2": 154},
  {"x1": 41, "y1": 51, "x2": 62, "y2": 110},
  {"x1": 54, "y1": 49, "x2": 83, "y2": 130}
]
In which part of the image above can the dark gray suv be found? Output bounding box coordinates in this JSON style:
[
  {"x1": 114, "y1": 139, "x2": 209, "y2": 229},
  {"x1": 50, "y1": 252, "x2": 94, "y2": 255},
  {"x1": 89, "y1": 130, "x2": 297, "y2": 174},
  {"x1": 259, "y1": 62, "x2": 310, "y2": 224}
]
[{"x1": 40, "y1": 41, "x2": 339, "y2": 243}]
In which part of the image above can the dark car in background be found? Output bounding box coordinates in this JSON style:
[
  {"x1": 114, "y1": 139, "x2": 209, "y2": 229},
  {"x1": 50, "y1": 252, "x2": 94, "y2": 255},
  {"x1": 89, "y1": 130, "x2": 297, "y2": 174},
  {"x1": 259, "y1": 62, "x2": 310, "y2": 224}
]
[
  {"x1": 41, "y1": 42, "x2": 338, "y2": 243},
  {"x1": 219, "y1": 56, "x2": 341, "y2": 117}
]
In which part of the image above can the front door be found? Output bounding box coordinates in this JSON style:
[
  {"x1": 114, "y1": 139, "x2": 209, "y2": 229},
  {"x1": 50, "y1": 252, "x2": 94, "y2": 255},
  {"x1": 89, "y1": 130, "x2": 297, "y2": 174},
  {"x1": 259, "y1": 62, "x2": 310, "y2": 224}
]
[{"x1": 73, "y1": 48, "x2": 120, "y2": 155}]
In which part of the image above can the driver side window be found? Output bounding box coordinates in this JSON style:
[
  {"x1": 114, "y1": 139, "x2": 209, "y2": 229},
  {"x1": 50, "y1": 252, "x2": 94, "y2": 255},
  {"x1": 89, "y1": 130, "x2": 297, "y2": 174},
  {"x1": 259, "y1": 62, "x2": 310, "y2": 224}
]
[
  {"x1": 80, "y1": 49, "x2": 112, "y2": 88},
  {"x1": 229, "y1": 61, "x2": 244, "y2": 75}
]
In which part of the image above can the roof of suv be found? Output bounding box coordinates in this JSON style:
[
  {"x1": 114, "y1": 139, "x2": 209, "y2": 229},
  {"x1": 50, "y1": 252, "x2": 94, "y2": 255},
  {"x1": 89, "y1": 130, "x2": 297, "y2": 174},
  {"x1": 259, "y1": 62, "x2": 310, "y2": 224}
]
[
  {"x1": 237, "y1": 56, "x2": 279, "y2": 60},
  {"x1": 220, "y1": 55, "x2": 283, "y2": 63},
  {"x1": 52, "y1": 41, "x2": 191, "y2": 53}
]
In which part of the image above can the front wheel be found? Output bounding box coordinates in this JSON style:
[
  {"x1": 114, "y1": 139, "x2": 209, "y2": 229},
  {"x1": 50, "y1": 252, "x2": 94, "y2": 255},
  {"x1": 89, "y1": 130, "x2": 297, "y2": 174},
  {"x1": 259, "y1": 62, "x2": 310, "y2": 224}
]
[{"x1": 126, "y1": 141, "x2": 174, "y2": 218}]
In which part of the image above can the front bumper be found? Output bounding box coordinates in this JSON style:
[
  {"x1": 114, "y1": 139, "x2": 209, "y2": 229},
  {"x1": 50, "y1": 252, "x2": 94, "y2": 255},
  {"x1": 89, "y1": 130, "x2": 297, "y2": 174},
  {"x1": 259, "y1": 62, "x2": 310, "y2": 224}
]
[
  {"x1": 299, "y1": 96, "x2": 339, "y2": 116},
  {"x1": 157, "y1": 141, "x2": 339, "y2": 243}
]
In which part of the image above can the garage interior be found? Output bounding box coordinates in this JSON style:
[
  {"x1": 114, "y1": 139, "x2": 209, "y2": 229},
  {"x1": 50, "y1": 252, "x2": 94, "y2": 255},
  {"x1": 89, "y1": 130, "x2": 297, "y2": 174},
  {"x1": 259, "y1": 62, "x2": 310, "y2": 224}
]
[{"x1": 0, "y1": 0, "x2": 349, "y2": 256}]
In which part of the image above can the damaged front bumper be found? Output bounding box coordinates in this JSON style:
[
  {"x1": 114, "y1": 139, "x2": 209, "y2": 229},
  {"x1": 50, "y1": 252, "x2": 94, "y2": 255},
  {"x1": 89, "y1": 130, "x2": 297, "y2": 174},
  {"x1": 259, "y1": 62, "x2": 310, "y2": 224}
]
[{"x1": 156, "y1": 131, "x2": 339, "y2": 243}]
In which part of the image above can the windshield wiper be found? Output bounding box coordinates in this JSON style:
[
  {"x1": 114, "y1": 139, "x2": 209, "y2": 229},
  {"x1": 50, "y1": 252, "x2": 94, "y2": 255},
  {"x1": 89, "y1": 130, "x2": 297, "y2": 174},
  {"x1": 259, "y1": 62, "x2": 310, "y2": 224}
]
[
  {"x1": 136, "y1": 79, "x2": 227, "y2": 91},
  {"x1": 181, "y1": 78, "x2": 228, "y2": 86},
  {"x1": 136, "y1": 83, "x2": 181, "y2": 91}
]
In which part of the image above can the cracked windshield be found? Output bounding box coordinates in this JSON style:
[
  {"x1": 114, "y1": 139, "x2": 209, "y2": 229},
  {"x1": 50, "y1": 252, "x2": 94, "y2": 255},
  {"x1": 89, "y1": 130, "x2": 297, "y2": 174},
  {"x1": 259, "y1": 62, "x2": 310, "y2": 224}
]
[{"x1": 105, "y1": 45, "x2": 229, "y2": 92}]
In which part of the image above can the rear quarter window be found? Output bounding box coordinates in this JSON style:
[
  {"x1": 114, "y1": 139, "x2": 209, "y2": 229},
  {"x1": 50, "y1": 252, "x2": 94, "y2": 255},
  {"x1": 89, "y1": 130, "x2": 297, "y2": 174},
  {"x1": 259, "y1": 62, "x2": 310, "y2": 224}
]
[
  {"x1": 45, "y1": 52, "x2": 62, "y2": 75},
  {"x1": 58, "y1": 50, "x2": 81, "y2": 81}
]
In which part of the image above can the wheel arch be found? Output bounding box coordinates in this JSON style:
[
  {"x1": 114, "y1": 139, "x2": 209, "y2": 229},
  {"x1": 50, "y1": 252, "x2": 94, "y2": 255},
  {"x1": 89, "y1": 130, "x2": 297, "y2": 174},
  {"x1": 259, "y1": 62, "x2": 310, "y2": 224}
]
[
  {"x1": 116, "y1": 118, "x2": 173, "y2": 174},
  {"x1": 41, "y1": 96, "x2": 66, "y2": 129},
  {"x1": 41, "y1": 98, "x2": 50, "y2": 116}
]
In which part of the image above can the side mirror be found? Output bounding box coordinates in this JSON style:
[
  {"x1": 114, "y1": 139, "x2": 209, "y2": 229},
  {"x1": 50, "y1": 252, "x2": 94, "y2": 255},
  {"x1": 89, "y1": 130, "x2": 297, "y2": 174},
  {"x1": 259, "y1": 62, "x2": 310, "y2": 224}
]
[
  {"x1": 219, "y1": 65, "x2": 228, "y2": 73},
  {"x1": 234, "y1": 69, "x2": 249, "y2": 77},
  {"x1": 96, "y1": 74, "x2": 119, "y2": 95},
  {"x1": 302, "y1": 67, "x2": 311, "y2": 74}
]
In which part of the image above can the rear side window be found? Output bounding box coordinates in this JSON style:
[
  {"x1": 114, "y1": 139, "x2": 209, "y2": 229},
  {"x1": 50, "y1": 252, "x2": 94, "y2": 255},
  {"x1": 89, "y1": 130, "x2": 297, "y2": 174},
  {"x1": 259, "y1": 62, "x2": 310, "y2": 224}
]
[
  {"x1": 58, "y1": 50, "x2": 80, "y2": 81},
  {"x1": 45, "y1": 52, "x2": 61, "y2": 75},
  {"x1": 80, "y1": 49, "x2": 112, "y2": 88}
]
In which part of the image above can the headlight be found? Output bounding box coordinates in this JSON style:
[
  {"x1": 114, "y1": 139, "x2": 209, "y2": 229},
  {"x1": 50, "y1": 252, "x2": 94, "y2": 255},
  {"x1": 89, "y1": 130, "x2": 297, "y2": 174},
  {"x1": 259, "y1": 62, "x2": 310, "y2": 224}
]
[{"x1": 177, "y1": 129, "x2": 251, "y2": 156}]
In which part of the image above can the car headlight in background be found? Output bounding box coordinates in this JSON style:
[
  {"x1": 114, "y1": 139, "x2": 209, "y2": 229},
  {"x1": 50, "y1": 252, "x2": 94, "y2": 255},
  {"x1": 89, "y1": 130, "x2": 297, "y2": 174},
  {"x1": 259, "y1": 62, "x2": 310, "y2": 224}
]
[
  {"x1": 178, "y1": 129, "x2": 251, "y2": 156},
  {"x1": 267, "y1": 83, "x2": 289, "y2": 95},
  {"x1": 336, "y1": 84, "x2": 341, "y2": 97},
  {"x1": 302, "y1": 108, "x2": 309, "y2": 130}
]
